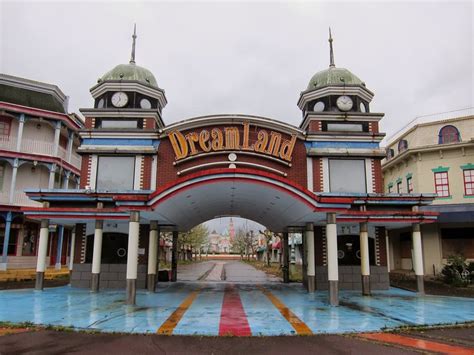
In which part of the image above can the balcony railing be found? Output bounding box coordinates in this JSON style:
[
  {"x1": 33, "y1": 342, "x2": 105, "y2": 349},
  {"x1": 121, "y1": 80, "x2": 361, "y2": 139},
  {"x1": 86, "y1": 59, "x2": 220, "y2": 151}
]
[
  {"x1": 0, "y1": 190, "x2": 42, "y2": 207},
  {"x1": 0, "y1": 136, "x2": 81, "y2": 170}
]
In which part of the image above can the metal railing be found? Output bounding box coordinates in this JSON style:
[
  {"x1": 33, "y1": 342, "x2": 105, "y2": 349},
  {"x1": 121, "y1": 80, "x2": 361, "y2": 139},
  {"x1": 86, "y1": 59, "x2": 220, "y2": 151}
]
[{"x1": 0, "y1": 136, "x2": 81, "y2": 169}]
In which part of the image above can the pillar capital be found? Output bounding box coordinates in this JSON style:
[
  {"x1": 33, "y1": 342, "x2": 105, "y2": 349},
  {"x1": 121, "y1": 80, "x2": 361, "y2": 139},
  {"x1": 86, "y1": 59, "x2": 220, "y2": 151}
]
[
  {"x1": 130, "y1": 211, "x2": 140, "y2": 222},
  {"x1": 95, "y1": 220, "x2": 103, "y2": 229},
  {"x1": 412, "y1": 223, "x2": 421, "y2": 233},
  {"x1": 40, "y1": 219, "x2": 49, "y2": 229},
  {"x1": 305, "y1": 222, "x2": 314, "y2": 231},
  {"x1": 327, "y1": 212, "x2": 336, "y2": 224},
  {"x1": 150, "y1": 220, "x2": 158, "y2": 230},
  {"x1": 360, "y1": 222, "x2": 368, "y2": 233}
]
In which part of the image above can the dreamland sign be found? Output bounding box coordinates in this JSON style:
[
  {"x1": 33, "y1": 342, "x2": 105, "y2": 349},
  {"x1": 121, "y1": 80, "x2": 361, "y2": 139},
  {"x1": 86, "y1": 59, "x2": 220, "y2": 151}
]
[{"x1": 168, "y1": 121, "x2": 297, "y2": 162}]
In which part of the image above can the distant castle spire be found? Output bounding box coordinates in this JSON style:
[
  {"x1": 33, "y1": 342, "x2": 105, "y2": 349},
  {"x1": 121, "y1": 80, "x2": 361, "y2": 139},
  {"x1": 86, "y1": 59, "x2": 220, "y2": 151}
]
[
  {"x1": 130, "y1": 24, "x2": 137, "y2": 64},
  {"x1": 329, "y1": 27, "x2": 335, "y2": 68},
  {"x1": 229, "y1": 217, "x2": 235, "y2": 242}
]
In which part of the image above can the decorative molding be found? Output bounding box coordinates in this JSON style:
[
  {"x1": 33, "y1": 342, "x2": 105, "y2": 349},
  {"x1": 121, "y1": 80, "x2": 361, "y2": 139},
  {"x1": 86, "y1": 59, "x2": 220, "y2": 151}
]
[
  {"x1": 460, "y1": 163, "x2": 474, "y2": 170},
  {"x1": 431, "y1": 166, "x2": 450, "y2": 173}
]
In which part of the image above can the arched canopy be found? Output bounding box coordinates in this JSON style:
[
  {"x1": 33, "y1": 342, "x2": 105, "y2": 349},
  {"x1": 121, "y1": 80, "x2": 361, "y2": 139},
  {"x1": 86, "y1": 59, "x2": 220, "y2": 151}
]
[{"x1": 141, "y1": 168, "x2": 330, "y2": 232}]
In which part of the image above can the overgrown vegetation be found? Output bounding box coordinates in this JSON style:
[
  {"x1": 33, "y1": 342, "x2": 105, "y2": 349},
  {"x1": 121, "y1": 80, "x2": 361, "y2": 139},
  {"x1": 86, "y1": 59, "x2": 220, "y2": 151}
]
[{"x1": 441, "y1": 255, "x2": 474, "y2": 287}]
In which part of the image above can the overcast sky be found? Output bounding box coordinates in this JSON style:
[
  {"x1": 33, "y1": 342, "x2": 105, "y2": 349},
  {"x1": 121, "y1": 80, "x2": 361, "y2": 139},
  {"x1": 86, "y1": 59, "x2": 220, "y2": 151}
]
[{"x1": 1, "y1": 1, "x2": 472, "y2": 233}]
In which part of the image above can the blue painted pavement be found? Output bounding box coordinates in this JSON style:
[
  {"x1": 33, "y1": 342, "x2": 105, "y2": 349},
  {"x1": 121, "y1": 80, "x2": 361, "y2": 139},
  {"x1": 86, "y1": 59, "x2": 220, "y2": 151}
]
[{"x1": 0, "y1": 283, "x2": 473, "y2": 336}]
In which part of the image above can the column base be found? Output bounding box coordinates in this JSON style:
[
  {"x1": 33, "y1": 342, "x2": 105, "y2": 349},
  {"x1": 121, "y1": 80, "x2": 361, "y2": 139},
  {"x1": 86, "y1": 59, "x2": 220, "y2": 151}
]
[
  {"x1": 147, "y1": 274, "x2": 156, "y2": 292},
  {"x1": 307, "y1": 275, "x2": 315, "y2": 293},
  {"x1": 35, "y1": 272, "x2": 44, "y2": 290},
  {"x1": 416, "y1": 275, "x2": 425, "y2": 295},
  {"x1": 329, "y1": 280, "x2": 339, "y2": 306},
  {"x1": 362, "y1": 275, "x2": 371, "y2": 296},
  {"x1": 91, "y1": 273, "x2": 100, "y2": 292},
  {"x1": 126, "y1": 279, "x2": 136, "y2": 305}
]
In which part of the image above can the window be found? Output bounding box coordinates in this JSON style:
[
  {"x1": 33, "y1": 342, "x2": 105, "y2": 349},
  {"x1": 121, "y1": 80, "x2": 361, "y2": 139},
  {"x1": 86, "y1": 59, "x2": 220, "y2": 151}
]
[
  {"x1": 0, "y1": 228, "x2": 18, "y2": 256},
  {"x1": 326, "y1": 123, "x2": 363, "y2": 132},
  {"x1": 329, "y1": 159, "x2": 366, "y2": 193},
  {"x1": 434, "y1": 171, "x2": 450, "y2": 197},
  {"x1": 0, "y1": 117, "x2": 11, "y2": 139},
  {"x1": 398, "y1": 139, "x2": 408, "y2": 153},
  {"x1": 100, "y1": 119, "x2": 139, "y2": 129},
  {"x1": 388, "y1": 185, "x2": 393, "y2": 193},
  {"x1": 386, "y1": 148, "x2": 395, "y2": 160},
  {"x1": 96, "y1": 156, "x2": 135, "y2": 190},
  {"x1": 438, "y1": 125, "x2": 460, "y2": 144},
  {"x1": 463, "y1": 169, "x2": 474, "y2": 196},
  {"x1": 397, "y1": 181, "x2": 402, "y2": 193},
  {"x1": 407, "y1": 177, "x2": 413, "y2": 193}
]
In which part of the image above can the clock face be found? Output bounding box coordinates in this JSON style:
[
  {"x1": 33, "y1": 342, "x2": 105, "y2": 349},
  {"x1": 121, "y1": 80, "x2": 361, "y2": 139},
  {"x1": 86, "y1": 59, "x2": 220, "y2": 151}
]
[
  {"x1": 336, "y1": 95, "x2": 353, "y2": 111},
  {"x1": 140, "y1": 98, "x2": 152, "y2": 109},
  {"x1": 313, "y1": 101, "x2": 325, "y2": 112},
  {"x1": 111, "y1": 92, "x2": 128, "y2": 108}
]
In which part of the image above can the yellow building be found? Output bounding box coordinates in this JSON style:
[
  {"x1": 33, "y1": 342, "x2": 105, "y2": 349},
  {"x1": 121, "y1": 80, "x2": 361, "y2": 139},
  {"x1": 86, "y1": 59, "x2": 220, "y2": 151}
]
[{"x1": 382, "y1": 109, "x2": 474, "y2": 276}]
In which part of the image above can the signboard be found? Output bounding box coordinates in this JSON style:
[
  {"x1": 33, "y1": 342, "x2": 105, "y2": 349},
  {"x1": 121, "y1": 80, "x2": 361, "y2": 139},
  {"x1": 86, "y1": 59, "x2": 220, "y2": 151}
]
[{"x1": 168, "y1": 121, "x2": 297, "y2": 162}]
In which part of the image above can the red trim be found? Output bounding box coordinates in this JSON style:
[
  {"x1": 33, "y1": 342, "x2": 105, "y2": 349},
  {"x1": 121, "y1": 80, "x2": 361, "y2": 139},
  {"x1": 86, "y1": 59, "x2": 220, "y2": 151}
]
[
  {"x1": 0, "y1": 150, "x2": 80, "y2": 175},
  {"x1": 0, "y1": 102, "x2": 82, "y2": 130}
]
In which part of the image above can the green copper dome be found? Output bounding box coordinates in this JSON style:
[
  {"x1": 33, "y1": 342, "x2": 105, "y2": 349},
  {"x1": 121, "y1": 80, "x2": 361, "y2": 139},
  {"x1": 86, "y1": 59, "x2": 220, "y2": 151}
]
[
  {"x1": 99, "y1": 63, "x2": 158, "y2": 88},
  {"x1": 307, "y1": 67, "x2": 364, "y2": 91}
]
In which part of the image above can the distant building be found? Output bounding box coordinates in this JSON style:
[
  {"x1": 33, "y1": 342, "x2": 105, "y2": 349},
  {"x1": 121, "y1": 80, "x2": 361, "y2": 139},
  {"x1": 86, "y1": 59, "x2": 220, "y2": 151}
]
[
  {"x1": 0, "y1": 74, "x2": 83, "y2": 270},
  {"x1": 382, "y1": 109, "x2": 474, "y2": 275},
  {"x1": 208, "y1": 229, "x2": 232, "y2": 253}
]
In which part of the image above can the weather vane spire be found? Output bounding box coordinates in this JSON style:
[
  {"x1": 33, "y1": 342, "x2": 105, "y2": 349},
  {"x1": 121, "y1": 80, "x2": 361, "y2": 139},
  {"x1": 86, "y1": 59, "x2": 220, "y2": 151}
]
[
  {"x1": 130, "y1": 24, "x2": 137, "y2": 64},
  {"x1": 329, "y1": 27, "x2": 335, "y2": 68}
]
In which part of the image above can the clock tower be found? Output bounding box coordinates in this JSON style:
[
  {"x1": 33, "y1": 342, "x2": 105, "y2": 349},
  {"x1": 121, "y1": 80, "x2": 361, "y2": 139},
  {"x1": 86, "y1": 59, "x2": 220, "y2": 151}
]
[{"x1": 78, "y1": 25, "x2": 167, "y2": 191}]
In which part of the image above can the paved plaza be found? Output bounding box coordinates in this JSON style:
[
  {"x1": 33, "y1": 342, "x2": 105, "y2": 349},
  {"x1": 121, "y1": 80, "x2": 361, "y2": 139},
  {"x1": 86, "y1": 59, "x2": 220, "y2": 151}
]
[{"x1": 0, "y1": 261, "x2": 473, "y2": 336}]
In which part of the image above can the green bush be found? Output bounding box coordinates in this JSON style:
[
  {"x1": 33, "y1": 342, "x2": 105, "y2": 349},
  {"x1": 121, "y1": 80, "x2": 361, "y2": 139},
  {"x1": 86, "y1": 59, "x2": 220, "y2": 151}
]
[{"x1": 441, "y1": 255, "x2": 473, "y2": 287}]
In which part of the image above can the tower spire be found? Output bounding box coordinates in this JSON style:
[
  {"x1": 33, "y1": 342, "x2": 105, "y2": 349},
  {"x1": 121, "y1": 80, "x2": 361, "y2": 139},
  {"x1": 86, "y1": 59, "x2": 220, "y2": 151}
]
[
  {"x1": 130, "y1": 24, "x2": 137, "y2": 64},
  {"x1": 329, "y1": 27, "x2": 335, "y2": 68}
]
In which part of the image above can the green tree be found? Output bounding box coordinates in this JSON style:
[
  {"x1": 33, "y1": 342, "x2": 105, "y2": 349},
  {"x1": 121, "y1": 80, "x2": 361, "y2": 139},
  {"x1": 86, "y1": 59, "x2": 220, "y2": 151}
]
[{"x1": 179, "y1": 224, "x2": 209, "y2": 260}]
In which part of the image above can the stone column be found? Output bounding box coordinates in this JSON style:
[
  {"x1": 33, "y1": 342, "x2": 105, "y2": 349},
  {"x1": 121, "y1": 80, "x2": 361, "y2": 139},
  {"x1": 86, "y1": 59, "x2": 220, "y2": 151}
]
[
  {"x1": 48, "y1": 164, "x2": 57, "y2": 189},
  {"x1": 359, "y1": 222, "x2": 370, "y2": 295},
  {"x1": 16, "y1": 114, "x2": 25, "y2": 152},
  {"x1": 91, "y1": 220, "x2": 103, "y2": 292},
  {"x1": 326, "y1": 213, "x2": 338, "y2": 306},
  {"x1": 62, "y1": 171, "x2": 71, "y2": 189},
  {"x1": 8, "y1": 159, "x2": 19, "y2": 204},
  {"x1": 0, "y1": 212, "x2": 13, "y2": 270},
  {"x1": 147, "y1": 221, "x2": 158, "y2": 292},
  {"x1": 171, "y1": 231, "x2": 178, "y2": 282},
  {"x1": 35, "y1": 219, "x2": 50, "y2": 290},
  {"x1": 282, "y1": 232, "x2": 289, "y2": 283},
  {"x1": 126, "y1": 212, "x2": 140, "y2": 305},
  {"x1": 412, "y1": 223, "x2": 425, "y2": 294},
  {"x1": 306, "y1": 223, "x2": 315, "y2": 293},
  {"x1": 66, "y1": 130, "x2": 74, "y2": 163},
  {"x1": 55, "y1": 225, "x2": 64, "y2": 270},
  {"x1": 69, "y1": 227, "x2": 76, "y2": 274},
  {"x1": 53, "y1": 121, "x2": 61, "y2": 157}
]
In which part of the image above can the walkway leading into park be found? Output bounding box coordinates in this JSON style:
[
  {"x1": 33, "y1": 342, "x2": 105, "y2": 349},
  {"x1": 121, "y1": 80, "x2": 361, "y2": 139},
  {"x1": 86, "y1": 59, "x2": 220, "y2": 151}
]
[{"x1": 0, "y1": 282, "x2": 473, "y2": 336}]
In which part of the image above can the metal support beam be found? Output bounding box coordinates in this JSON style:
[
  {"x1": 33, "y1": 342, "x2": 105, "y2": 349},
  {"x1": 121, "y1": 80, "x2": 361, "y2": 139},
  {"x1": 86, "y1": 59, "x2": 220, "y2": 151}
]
[
  {"x1": 282, "y1": 232, "x2": 289, "y2": 283},
  {"x1": 326, "y1": 213, "x2": 338, "y2": 306},
  {"x1": 171, "y1": 231, "x2": 178, "y2": 282},
  {"x1": 147, "y1": 221, "x2": 158, "y2": 292},
  {"x1": 359, "y1": 222, "x2": 370, "y2": 296},
  {"x1": 126, "y1": 212, "x2": 140, "y2": 305},
  {"x1": 91, "y1": 220, "x2": 103, "y2": 292},
  {"x1": 306, "y1": 223, "x2": 315, "y2": 293}
]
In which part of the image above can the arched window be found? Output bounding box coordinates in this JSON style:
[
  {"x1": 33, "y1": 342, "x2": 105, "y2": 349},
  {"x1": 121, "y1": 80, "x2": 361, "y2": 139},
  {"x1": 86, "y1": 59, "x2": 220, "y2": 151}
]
[
  {"x1": 398, "y1": 139, "x2": 408, "y2": 153},
  {"x1": 438, "y1": 125, "x2": 460, "y2": 144},
  {"x1": 386, "y1": 148, "x2": 395, "y2": 160}
]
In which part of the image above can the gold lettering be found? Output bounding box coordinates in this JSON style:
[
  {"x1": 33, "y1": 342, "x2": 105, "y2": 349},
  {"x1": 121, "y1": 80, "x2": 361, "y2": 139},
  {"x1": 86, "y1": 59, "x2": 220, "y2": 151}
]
[
  {"x1": 168, "y1": 130, "x2": 188, "y2": 160},
  {"x1": 266, "y1": 131, "x2": 282, "y2": 157},
  {"x1": 241, "y1": 121, "x2": 252, "y2": 150},
  {"x1": 279, "y1": 134, "x2": 297, "y2": 161},
  {"x1": 254, "y1": 130, "x2": 268, "y2": 153},
  {"x1": 224, "y1": 127, "x2": 240, "y2": 150},
  {"x1": 211, "y1": 128, "x2": 224, "y2": 150},
  {"x1": 199, "y1": 130, "x2": 211, "y2": 152},
  {"x1": 185, "y1": 132, "x2": 199, "y2": 155}
]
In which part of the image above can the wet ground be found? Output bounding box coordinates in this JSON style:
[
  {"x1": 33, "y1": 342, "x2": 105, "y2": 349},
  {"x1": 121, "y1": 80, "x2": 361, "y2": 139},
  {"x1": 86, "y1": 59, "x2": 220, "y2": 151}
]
[{"x1": 0, "y1": 260, "x2": 473, "y2": 336}]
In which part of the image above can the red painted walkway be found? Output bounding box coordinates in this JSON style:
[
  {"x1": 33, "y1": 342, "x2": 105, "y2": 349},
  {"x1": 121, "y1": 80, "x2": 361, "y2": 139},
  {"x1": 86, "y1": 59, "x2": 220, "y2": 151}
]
[{"x1": 219, "y1": 285, "x2": 251, "y2": 336}]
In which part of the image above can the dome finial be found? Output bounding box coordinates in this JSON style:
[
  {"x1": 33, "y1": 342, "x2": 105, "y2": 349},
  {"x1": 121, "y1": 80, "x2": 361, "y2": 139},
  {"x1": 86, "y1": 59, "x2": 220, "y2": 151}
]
[
  {"x1": 329, "y1": 27, "x2": 335, "y2": 68},
  {"x1": 130, "y1": 24, "x2": 137, "y2": 64}
]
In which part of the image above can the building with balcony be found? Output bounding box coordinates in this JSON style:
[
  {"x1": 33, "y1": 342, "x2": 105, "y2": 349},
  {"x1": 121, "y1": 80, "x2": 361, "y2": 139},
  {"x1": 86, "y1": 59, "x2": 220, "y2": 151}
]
[
  {"x1": 382, "y1": 109, "x2": 474, "y2": 276},
  {"x1": 0, "y1": 74, "x2": 83, "y2": 270}
]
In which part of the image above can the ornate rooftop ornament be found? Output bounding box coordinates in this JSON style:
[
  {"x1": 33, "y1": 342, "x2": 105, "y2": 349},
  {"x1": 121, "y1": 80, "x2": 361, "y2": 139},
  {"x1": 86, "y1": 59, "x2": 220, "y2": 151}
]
[
  {"x1": 329, "y1": 27, "x2": 335, "y2": 68},
  {"x1": 130, "y1": 24, "x2": 137, "y2": 64}
]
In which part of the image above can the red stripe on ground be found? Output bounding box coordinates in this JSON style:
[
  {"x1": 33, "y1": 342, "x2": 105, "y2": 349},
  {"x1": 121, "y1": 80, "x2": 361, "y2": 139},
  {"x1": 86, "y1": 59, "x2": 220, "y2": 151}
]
[
  {"x1": 219, "y1": 285, "x2": 251, "y2": 336},
  {"x1": 359, "y1": 333, "x2": 474, "y2": 355}
]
